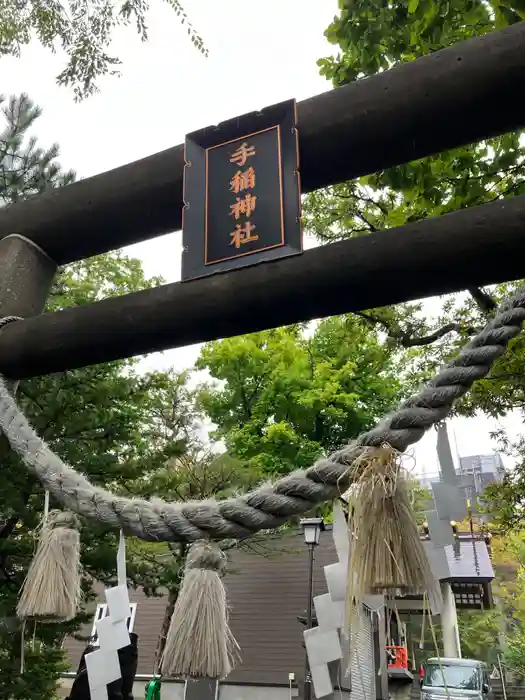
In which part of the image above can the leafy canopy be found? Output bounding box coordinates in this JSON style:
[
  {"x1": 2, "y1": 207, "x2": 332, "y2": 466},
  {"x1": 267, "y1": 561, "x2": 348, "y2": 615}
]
[
  {"x1": 0, "y1": 250, "x2": 200, "y2": 698},
  {"x1": 0, "y1": 0, "x2": 206, "y2": 100},
  {"x1": 304, "y1": 1, "x2": 525, "y2": 523},
  {"x1": 298, "y1": 1, "x2": 525, "y2": 624},
  {"x1": 318, "y1": 0, "x2": 524, "y2": 87},
  {"x1": 197, "y1": 317, "x2": 403, "y2": 477},
  {"x1": 0, "y1": 94, "x2": 201, "y2": 698}
]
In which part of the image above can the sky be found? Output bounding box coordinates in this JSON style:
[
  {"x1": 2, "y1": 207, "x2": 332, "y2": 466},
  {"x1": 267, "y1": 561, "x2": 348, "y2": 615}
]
[{"x1": 0, "y1": 0, "x2": 521, "y2": 476}]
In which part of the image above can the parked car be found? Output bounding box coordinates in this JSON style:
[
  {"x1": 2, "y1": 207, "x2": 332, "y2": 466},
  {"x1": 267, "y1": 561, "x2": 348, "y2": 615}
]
[{"x1": 421, "y1": 658, "x2": 493, "y2": 700}]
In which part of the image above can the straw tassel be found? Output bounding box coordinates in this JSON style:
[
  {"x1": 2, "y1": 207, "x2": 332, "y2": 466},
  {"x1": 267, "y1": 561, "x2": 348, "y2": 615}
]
[
  {"x1": 17, "y1": 510, "x2": 81, "y2": 623},
  {"x1": 343, "y1": 445, "x2": 439, "y2": 647},
  {"x1": 161, "y1": 540, "x2": 239, "y2": 679}
]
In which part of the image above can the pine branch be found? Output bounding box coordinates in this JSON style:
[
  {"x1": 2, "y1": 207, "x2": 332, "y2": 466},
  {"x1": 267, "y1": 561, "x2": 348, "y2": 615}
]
[{"x1": 0, "y1": 94, "x2": 75, "y2": 205}]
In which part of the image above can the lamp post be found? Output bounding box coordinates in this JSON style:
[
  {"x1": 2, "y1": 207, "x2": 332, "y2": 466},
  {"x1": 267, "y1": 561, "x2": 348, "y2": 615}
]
[{"x1": 300, "y1": 517, "x2": 324, "y2": 700}]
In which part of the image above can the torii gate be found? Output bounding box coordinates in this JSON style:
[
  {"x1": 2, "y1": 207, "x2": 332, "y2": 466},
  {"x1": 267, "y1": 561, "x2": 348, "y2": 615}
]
[
  {"x1": 0, "y1": 23, "x2": 523, "y2": 377},
  {"x1": 0, "y1": 18, "x2": 524, "y2": 700}
]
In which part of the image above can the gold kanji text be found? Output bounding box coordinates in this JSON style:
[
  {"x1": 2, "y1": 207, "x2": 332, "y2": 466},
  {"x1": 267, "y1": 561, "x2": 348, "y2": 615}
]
[
  {"x1": 230, "y1": 142, "x2": 256, "y2": 167},
  {"x1": 230, "y1": 167, "x2": 256, "y2": 194},
  {"x1": 230, "y1": 193, "x2": 257, "y2": 220},
  {"x1": 230, "y1": 222, "x2": 259, "y2": 249}
]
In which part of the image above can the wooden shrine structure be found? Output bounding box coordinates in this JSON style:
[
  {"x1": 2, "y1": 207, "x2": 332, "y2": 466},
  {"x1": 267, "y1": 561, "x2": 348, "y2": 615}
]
[{"x1": 0, "y1": 23, "x2": 523, "y2": 379}]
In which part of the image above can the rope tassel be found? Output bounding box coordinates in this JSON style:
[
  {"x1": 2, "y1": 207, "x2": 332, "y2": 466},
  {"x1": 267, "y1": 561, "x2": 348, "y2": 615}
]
[
  {"x1": 161, "y1": 540, "x2": 239, "y2": 679},
  {"x1": 342, "y1": 447, "x2": 440, "y2": 655},
  {"x1": 17, "y1": 510, "x2": 81, "y2": 623},
  {"x1": 345, "y1": 447, "x2": 434, "y2": 593}
]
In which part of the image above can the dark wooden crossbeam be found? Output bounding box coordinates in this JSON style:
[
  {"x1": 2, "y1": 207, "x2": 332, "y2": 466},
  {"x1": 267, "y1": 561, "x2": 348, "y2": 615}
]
[
  {"x1": 0, "y1": 194, "x2": 524, "y2": 379},
  {"x1": 0, "y1": 22, "x2": 525, "y2": 264}
]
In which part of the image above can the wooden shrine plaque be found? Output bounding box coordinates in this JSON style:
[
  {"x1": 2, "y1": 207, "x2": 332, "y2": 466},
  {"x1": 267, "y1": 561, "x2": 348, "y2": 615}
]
[{"x1": 182, "y1": 98, "x2": 302, "y2": 281}]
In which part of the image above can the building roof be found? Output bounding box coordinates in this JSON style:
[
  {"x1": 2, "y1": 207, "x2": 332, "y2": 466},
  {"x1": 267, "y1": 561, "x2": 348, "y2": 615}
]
[
  {"x1": 63, "y1": 523, "x2": 496, "y2": 684},
  {"x1": 63, "y1": 529, "x2": 342, "y2": 686}
]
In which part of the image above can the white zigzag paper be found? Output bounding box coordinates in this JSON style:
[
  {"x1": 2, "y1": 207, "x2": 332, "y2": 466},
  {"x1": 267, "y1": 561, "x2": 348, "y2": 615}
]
[
  {"x1": 304, "y1": 502, "x2": 349, "y2": 699},
  {"x1": 86, "y1": 531, "x2": 130, "y2": 696}
]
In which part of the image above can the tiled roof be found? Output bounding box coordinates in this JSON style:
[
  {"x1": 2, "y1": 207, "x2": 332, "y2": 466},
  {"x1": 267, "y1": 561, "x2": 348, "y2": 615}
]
[{"x1": 63, "y1": 529, "x2": 341, "y2": 685}]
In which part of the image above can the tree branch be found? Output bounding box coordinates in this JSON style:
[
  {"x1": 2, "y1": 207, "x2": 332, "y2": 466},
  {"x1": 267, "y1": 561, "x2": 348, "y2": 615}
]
[
  {"x1": 400, "y1": 323, "x2": 472, "y2": 347},
  {"x1": 467, "y1": 286, "x2": 497, "y2": 313},
  {"x1": 353, "y1": 310, "x2": 392, "y2": 334},
  {"x1": 353, "y1": 311, "x2": 477, "y2": 347}
]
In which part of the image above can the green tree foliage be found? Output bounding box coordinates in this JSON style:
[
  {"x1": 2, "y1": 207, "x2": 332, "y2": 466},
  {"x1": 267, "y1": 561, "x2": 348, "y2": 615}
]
[
  {"x1": 408, "y1": 478, "x2": 432, "y2": 526},
  {"x1": 129, "y1": 445, "x2": 262, "y2": 503},
  {"x1": 304, "y1": 1, "x2": 525, "y2": 529},
  {"x1": 493, "y1": 532, "x2": 525, "y2": 677},
  {"x1": 0, "y1": 94, "x2": 201, "y2": 698},
  {"x1": 0, "y1": 0, "x2": 206, "y2": 100},
  {"x1": 1, "y1": 93, "x2": 75, "y2": 203},
  {"x1": 317, "y1": 1, "x2": 523, "y2": 87},
  {"x1": 306, "y1": 0, "x2": 525, "y2": 339},
  {"x1": 0, "y1": 252, "x2": 200, "y2": 699},
  {"x1": 485, "y1": 432, "x2": 525, "y2": 533},
  {"x1": 305, "y1": 1, "x2": 525, "y2": 400},
  {"x1": 197, "y1": 317, "x2": 403, "y2": 477},
  {"x1": 308, "y1": 2, "x2": 525, "y2": 248},
  {"x1": 505, "y1": 629, "x2": 525, "y2": 678},
  {"x1": 457, "y1": 609, "x2": 501, "y2": 664}
]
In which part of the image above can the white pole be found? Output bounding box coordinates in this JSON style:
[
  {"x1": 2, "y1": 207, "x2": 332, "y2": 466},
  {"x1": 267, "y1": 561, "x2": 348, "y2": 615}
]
[
  {"x1": 441, "y1": 583, "x2": 462, "y2": 658},
  {"x1": 497, "y1": 653, "x2": 507, "y2": 700}
]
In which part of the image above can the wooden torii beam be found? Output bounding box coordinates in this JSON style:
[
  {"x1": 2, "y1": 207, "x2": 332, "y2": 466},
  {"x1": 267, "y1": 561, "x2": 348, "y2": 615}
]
[
  {"x1": 0, "y1": 194, "x2": 524, "y2": 379},
  {"x1": 0, "y1": 21, "x2": 524, "y2": 264},
  {"x1": 0, "y1": 24, "x2": 524, "y2": 378}
]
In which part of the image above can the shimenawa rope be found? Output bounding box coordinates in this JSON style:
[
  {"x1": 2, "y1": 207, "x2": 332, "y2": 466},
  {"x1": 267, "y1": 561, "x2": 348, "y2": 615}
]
[
  {"x1": 3, "y1": 287, "x2": 523, "y2": 681},
  {"x1": 0, "y1": 287, "x2": 523, "y2": 542}
]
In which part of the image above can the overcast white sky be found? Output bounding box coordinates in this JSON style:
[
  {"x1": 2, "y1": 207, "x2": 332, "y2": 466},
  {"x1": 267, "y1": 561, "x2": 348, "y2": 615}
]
[{"x1": 0, "y1": 0, "x2": 522, "y2": 474}]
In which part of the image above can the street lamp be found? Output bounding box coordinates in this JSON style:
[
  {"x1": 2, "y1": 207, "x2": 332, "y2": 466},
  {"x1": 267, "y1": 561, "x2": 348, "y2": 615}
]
[
  {"x1": 301, "y1": 517, "x2": 324, "y2": 546},
  {"x1": 300, "y1": 517, "x2": 324, "y2": 700}
]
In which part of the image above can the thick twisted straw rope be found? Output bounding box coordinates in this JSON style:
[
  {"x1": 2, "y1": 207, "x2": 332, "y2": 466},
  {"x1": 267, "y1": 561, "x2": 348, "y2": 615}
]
[{"x1": 0, "y1": 288, "x2": 524, "y2": 542}]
